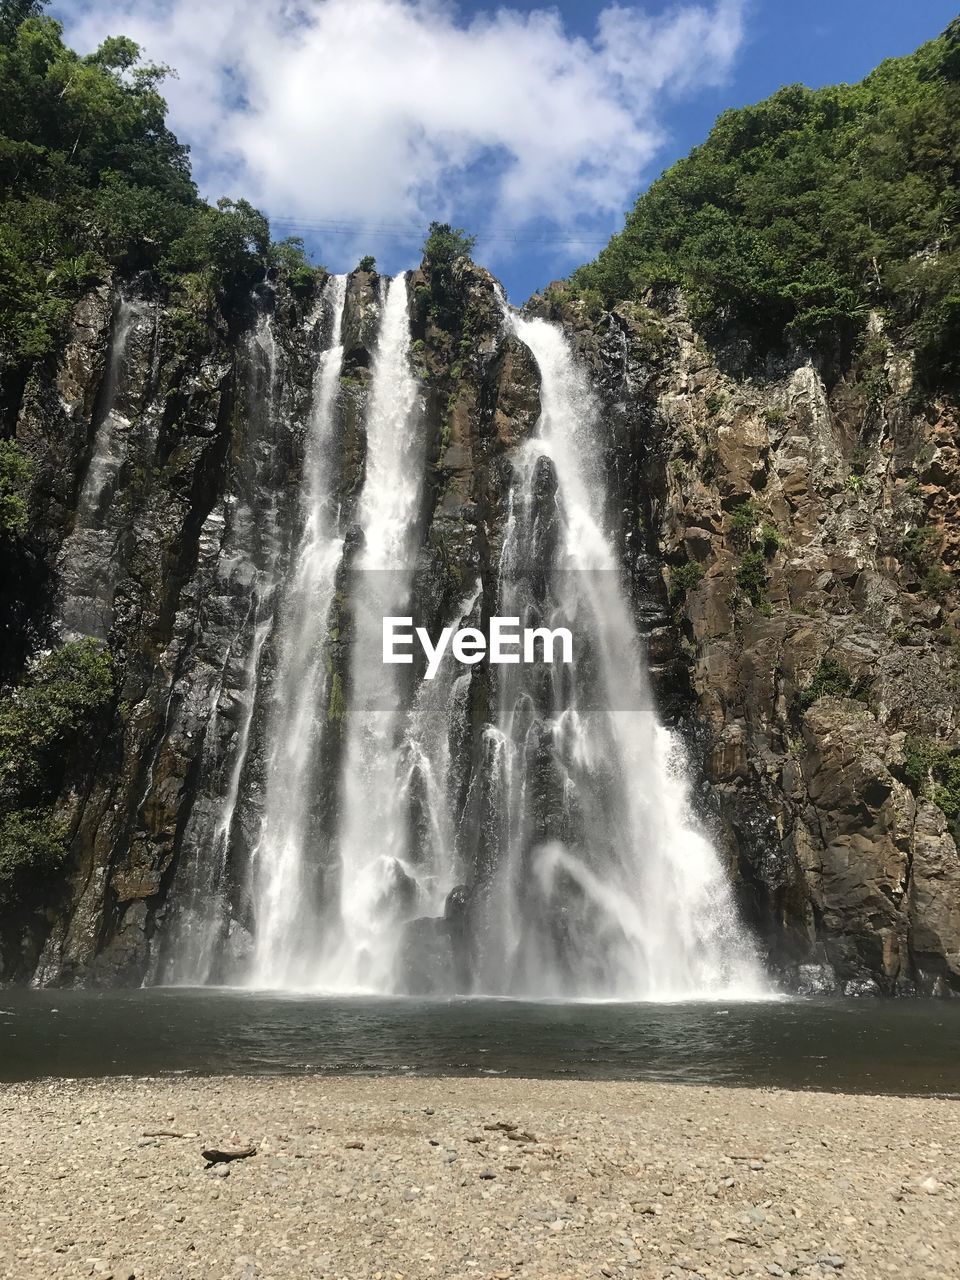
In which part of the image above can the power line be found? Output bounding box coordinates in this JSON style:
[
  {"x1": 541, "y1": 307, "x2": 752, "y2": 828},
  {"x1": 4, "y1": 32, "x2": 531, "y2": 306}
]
[{"x1": 266, "y1": 215, "x2": 611, "y2": 247}]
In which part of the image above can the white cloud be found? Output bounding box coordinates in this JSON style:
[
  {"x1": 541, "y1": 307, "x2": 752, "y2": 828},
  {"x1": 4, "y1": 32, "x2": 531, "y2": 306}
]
[{"x1": 61, "y1": 0, "x2": 744, "y2": 266}]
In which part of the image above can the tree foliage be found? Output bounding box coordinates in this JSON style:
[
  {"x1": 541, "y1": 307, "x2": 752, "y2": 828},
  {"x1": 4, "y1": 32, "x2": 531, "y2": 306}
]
[
  {"x1": 571, "y1": 21, "x2": 960, "y2": 388},
  {"x1": 904, "y1": 736, "x2": 960, "y2": 825},
  {"x1": 0, "y1": 638, "x2": 113, "y2": 903},
  {"x1": 422, "y1": 222, "x2": 476, "y2": 265},
  {"x1": 797, "y1": 658, "x2": 854, "y2": 711},
  {"x1": 0, "y1": 638, "x2": 114, "y2": 796},
  {"x1": 421, "y1": 221, "x2": 477, "y2": 330},
  {"x1": 0, "y1": 437, "x2": 31, "y2": 537},
  {"x1": 0, "y1": 6, "x2": 316, "y2": 398}
]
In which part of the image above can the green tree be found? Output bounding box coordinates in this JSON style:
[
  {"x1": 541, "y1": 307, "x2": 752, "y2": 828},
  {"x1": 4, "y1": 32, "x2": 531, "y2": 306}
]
[
  {"x1": 0, "y1": 0, "x2": 47, "y2": 45},
  {"x1": 0, "y1": 639, "x2": 114, "y2": 904},
  {"x1": 0, "y1": 438, "x2": 31, "y2": 537},
  {"x1": 422, "y1": 222, "x2": 476, "y2": 265},
  {"x1": 421, "y1": 221, "x2": 477, "y2": 330},
  {"x1": 0, "y1": 13, "x2": 314, "y2": 404}
]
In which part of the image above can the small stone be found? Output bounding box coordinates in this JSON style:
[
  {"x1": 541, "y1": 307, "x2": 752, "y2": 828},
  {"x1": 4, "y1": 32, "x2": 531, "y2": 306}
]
[
  {"x1": 402, "y1": 1187, "x2": 421, "y2": 1202},
  {"x1": 817, "y1": 1256, "x2": 844, "y2": 1270},
  {"x1": 479, "y1": 1170, "x2": 496, "y2": 1180},
  {"x1": 212, "y1": 1166, "x2": 230, "y2": 1179}
]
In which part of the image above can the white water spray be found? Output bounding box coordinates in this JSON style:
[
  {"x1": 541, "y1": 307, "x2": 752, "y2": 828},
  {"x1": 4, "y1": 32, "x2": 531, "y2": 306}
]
[
  {"x1": 318, "y1": 272, "x2": 428, "y2": 991},
  {"x1": 248, "y1": 276, "x2": 349, "y2": 986},
  {"x1": 59, "y1": 296, "x2": 150, "y2": 641},
  {"x1": 156, "y1": 307, "x2": 289, "y2": 985},
  {"x1": 481, "y1": 309, "x2": 766, "y2": 998}
]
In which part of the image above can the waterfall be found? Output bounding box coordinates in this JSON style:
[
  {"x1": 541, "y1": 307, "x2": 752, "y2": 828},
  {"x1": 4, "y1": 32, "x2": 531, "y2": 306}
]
[
  {"x1": 145, "y1": 270, "x2": 765, "y2": 1001},
  {"x1": 78, "y1": 298, "x2": 140, "y2": 523},
  {"x1": 155, "y1": 305, "x2": 290, "y2": 985},
  {"x1": 316, "y1": 271, "x2": 428, "y2": 992},
  {"x1": 475, "y1": 309, "x2": 765, "y2": 998},
  {"x1": 58, "y1": 295, "x2": 150, "y2": 641},
  {"x1": 247, "y1": 275, "x2": 349, "y2": 987}
]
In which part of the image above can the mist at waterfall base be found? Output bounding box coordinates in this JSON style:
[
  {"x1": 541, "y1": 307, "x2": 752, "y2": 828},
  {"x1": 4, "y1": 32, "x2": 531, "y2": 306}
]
[{"x1": 150, "y1": 270, "x2": 767, "y2": 1002}]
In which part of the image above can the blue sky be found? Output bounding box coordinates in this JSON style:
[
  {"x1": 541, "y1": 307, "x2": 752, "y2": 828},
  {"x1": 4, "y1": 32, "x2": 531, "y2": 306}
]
[{"x1": 62, "y1": 1, "x2": 958, "y2": 300}]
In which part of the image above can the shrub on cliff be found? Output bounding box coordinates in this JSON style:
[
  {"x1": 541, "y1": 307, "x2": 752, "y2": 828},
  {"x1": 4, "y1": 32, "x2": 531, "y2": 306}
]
[
  {"x1": 668, "y1": 559, "x2": 705, "y2": 606},
  {"x1": 421, "y1": 221, "x2": 477, "y2": 331},
  {"x1": 0, "y1": 808, "x2": 66, "y2": 903},
  {"x1": 0, "y1": 638, "x2": 114, "y2": 793},
  {"x1": 797, "y1": 658, "x2": 854, "y2": 711},
  {"x1": 0, "y1": 638, "x2": 113, "y2": 903},
  {"x1": 904, "y1": 737, "x2": 960, "y2": 827},
  {"x1": 735, "y1": 551, "x2": 768, "y2": 607},
  {"x1": 0, "y1": 438, "x2": 31, "y2": 538}
]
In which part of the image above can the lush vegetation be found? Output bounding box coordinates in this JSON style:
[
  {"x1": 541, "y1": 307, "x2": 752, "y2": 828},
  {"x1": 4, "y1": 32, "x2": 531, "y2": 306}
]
[
  {"x1": 572, "y1": 19, "x2": 960, "y2": 388},
  {"x1": 729, "y1": 500, "x2": 758, "y2": 551},
  {"x1": 898, "y1": 522, "x2": 954, "y2": 601},
  {"x1": 668, "y1": 559, "x2": 705, "y2": 606},
  {"x1": 797, "y1": 657, "x2": 855, "y2": 711},
  {"x1": 0, "y1": 2, "x2": 317, "y2": 407},
  {"x1": 904, "y1": 736, "x2": 960, "y2": 827},
  {"x1": 0, "y1": 638, "x2": 113, "y2": 903},
  {"x1": 0, "y1": 436, "x2": 30, "y2": 537},
  {"x1": 420, "y1": 221, "x2": 477, "y2": 330},
  {"x1": 735, "y1": 550, "x2": 768, "y2": 608}
]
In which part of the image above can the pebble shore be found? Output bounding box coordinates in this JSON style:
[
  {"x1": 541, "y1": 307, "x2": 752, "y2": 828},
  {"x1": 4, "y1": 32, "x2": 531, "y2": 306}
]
[{"x1": 2, "y1": 1075, "x2": 958, "y2": 1279}]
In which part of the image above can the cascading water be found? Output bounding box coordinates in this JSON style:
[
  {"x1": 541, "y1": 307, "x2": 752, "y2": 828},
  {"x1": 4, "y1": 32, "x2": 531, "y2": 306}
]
[
  {"x1": 155, "y1": 305, "x2": 290, "y2": 985},
  {"x1": 58, "y1": 295, "x2": 150, "y2": 640},
  {"x1": 247, "y1": 276, "x2": 349, "y2": 986},
  {"x1": 149, "y1": 269, "x2": 765, "y2": 1001},
  {"x1": 474, "y1": 308, "x2": 765, "y2": 998},
  {"x1": 317, "y1": 271, "x2": 429, "y2": 991}
]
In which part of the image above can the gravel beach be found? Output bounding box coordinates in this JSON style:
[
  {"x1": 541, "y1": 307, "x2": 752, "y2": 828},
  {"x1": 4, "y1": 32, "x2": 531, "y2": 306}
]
[{"x1": 2, "y1": 1076, "x2": 958, "y2": 1280}]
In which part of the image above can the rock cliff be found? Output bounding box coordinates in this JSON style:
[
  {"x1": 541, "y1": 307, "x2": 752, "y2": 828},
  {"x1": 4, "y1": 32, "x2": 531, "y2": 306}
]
[{"x1": 543, "y1": 284, "x2": 960, "y2": 994}]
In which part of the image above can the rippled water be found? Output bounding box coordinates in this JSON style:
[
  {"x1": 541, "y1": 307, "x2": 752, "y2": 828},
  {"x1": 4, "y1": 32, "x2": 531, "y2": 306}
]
[{"x1": 2, "y1": 991, "x2": 960, "y2": 1094}]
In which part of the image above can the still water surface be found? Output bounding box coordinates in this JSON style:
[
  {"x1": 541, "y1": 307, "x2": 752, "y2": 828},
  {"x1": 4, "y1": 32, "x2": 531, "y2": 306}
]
[{"x1": 2, "y1": 990, "x2": 959, "y2": 1094}]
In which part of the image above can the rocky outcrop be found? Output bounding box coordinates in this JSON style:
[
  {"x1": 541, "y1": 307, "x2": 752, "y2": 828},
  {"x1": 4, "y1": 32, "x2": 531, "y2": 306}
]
[{"x1": 540, "y1": 283, "x2": 960, "y2": 993}]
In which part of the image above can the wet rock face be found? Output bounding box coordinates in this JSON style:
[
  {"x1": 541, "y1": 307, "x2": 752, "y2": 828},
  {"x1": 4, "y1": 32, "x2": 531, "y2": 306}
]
[
  {"x1": 4, "y1": 276, "x2": 328, "y2": 985},
  {"x1": 3, "y1": 259, "x2": 959, "y2": 995}
]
